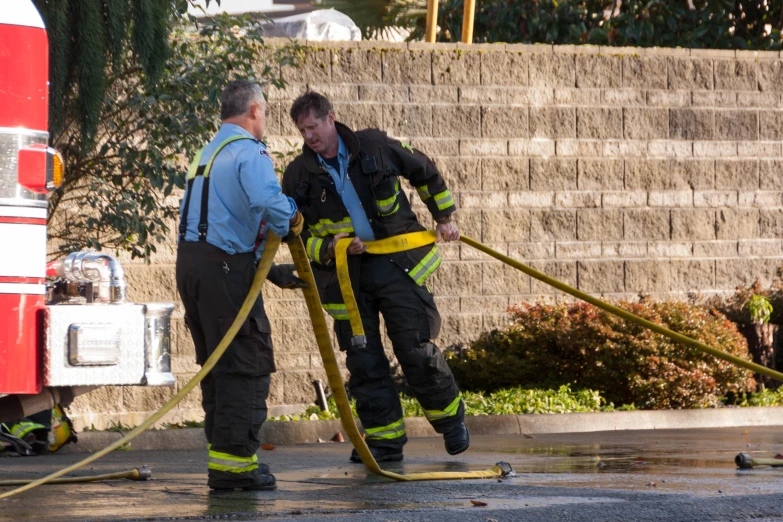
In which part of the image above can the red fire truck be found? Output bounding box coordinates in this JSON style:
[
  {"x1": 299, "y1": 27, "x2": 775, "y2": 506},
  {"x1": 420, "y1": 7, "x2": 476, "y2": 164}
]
[{"x1": 0, "y1": 1, "x2": 175, "y2": 425}]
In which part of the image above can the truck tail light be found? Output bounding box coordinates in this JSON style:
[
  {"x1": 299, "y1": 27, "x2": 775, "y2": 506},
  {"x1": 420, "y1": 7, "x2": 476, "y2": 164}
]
[{"x1": 17, "y1": 144, "x2": 64, "y2": 192}]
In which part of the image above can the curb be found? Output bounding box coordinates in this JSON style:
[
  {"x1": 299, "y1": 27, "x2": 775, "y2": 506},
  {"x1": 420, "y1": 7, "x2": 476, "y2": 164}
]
[{"x1": 59, "y1": 407, "x2": 783, "y2": 454}]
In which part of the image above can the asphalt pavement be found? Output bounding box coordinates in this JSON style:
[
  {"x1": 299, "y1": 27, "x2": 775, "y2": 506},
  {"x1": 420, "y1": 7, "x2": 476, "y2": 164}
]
[{"x1": 2, "y1": 426, "x2": 783, "y2": 521}]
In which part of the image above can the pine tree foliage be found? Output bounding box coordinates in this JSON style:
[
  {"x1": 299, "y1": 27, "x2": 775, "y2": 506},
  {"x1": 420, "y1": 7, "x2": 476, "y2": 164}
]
[{"x1": 32, "y1": 0, "x2": 178, "y2": 145}]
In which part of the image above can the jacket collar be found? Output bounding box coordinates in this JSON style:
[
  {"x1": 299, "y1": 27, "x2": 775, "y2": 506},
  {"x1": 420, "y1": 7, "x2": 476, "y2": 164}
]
[{"x1": 301, "y1": 121, "x2": 360, "y2": 173}]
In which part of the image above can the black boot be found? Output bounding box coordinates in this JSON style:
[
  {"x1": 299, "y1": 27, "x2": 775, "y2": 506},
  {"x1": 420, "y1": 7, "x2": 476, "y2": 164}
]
[
  {"x1": 444, "y1": 423, "x2": 470, "y2": 455},
  {"x1": 349, "y1": 446, "x2": 403, "y2": 463},
  {"x1": 208, "y1": 468, "x2": 276, "y2": 491}
]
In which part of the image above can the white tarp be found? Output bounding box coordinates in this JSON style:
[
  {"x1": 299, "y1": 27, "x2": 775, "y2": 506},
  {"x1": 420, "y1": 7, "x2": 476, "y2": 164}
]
[{"x1": 258, "y1": 9, "x2": 361, "y2": 41}]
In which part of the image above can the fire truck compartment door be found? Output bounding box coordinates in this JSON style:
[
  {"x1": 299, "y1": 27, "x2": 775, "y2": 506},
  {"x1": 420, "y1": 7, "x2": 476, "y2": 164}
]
[{"x1": 45, "y1": 304, "x2": 146, "y2": 386}]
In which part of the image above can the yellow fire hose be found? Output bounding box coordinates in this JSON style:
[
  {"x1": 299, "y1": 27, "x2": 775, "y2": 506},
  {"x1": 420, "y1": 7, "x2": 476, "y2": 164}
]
[
  {"x1": 336, "y1": 231, "x2": 783, "y2": 383},
  {"x1": 736, "y1": 452, "x2": 783, "y2": 469},
  {"x1": 0, "y1": 466, "x2": 151, "y2": 486},
  {"x1": 2, "y1": 227, "x2": 780, "y2": 498},
  {"x1": 290, "y1": 235, "x2": 511, "y2": 481},
  {"x1": 0, "y1": 234, "x2": 282, "y2": 500}
]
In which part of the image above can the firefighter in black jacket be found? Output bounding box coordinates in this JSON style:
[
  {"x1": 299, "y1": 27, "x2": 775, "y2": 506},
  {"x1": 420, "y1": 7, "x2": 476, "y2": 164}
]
[{"x1": 282, "y1": 91, "x2": 469, "y2": 463}]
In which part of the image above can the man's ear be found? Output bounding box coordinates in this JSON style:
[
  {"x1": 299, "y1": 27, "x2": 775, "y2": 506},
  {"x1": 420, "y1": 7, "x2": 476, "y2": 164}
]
[
  {"x1": 327, "y1": 110, "x2": 336, "y2": 126},
  {"x1": 250, "y1": 101, "x2": 262, "y2": 120}
]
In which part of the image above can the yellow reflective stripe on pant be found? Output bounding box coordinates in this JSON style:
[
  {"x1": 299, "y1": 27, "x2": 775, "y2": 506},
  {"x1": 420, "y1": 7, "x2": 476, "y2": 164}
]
[
  {"x1": 365, "y1": 418, "x2": 405, "y2": 440},
  {"x1": 432, "y1": 189, "x2": 454, "y2": 211},
  {"x1": 323, "y1": 303, "x2": 350, "y2": 320},
  {"x1": 208, "y1": 448, "x2": 259, "y2": 473},
  {"x1": 306, "y1": 236, "x2": 326, "y2": 263},
  {"x1": 334, "y1": 231, "x2": 439, "y2": 341},
  {"x1": 423, "y1": 395, "x2": 462, "y2": 421}
]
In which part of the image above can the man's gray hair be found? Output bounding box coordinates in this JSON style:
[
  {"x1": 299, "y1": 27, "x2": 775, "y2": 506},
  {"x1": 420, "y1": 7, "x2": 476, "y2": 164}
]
[{"x1": 220, "y1": 80, "x2": 264, "y2": 120}]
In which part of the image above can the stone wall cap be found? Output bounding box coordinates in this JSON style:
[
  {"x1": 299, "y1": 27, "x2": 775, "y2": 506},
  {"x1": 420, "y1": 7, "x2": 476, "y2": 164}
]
[
  {"x1": 456, "y1": 42, "x2": 507, "y2": 51},
  {"x1": 259, "y1": 36, "x2": 294, "y2": 48},
  {"x1": 409, "y1": 41, "x2": 458, "y2": 51},
  {"x1": 357, "y1": 40, "x2": 407, "y2": 50},
  {"x1": 736, "y1": 49, "x2": 781, "y2": 60},
  {"x1": 506, "y1": 43, "x2": 553, "y2": 53},
  {"x1": 554, "y1": 44, "x2": 600, "y2": 55},
  {"x1": 690, "y1": 48, "x2": 737, "y2": 58},
  {"x1": 326, "y1": 40, "x2": 360, "y2": 49}
]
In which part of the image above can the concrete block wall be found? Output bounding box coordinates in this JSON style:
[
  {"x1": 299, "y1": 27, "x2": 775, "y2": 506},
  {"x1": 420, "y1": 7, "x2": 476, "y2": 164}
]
[{"x1": 68, "y1": 41, "x2": 783, "y2": 429}]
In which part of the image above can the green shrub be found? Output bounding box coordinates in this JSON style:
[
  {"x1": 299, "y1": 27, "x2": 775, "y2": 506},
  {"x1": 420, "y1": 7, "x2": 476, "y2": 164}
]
[
  {"x1": 703, "y1": 268, "x2": 783, "y2": 326},
  {"x1": 446, "y1": 300, "x2": 756, "y2": 410},
  {"x1": 268, "y1": 385, "x2": 614, "y2": 421}
]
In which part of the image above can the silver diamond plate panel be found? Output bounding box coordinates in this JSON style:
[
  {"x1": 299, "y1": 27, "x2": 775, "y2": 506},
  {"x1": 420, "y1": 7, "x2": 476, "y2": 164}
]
[{"x1": 44, "y1": 303, "x2": 146, "y2": 386}]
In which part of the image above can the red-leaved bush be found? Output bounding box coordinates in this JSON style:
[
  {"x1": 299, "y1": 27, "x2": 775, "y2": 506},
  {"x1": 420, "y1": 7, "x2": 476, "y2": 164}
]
[{"x1": 446, "y1": 300, "x2": 756, "y2": 409}]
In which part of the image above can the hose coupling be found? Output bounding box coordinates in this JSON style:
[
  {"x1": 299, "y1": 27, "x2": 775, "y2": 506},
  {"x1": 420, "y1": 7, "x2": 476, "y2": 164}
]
[
  {"x1": 135, "y1": 465, "x2": 153, "y2": 481},
  {"x1": 735, "y1": 452, "x2": 754, "y2": 469},
  {"x1": 351, "y1": 335, "x2": 367, "y2": 349},
  {"x1": 496, "y1": 461, "x2": 516, "y2": 478}
]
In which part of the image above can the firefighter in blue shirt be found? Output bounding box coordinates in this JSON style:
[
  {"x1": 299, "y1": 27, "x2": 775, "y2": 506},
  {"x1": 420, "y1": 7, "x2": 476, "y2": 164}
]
[{"x1": 176, "y1": 80, "x2": 303, "y2": 491}]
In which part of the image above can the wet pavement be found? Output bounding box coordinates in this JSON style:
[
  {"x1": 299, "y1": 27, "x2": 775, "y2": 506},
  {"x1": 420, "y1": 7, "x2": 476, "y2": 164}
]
[{"x1": 2, "y1": 426, "x2": 783, "y2": 521}]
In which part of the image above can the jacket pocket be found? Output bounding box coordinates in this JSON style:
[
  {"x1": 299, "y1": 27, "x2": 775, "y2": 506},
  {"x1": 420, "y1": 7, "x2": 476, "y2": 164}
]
[{"x1": 372, "y1": 175, "x2": 401, "y2": 218}]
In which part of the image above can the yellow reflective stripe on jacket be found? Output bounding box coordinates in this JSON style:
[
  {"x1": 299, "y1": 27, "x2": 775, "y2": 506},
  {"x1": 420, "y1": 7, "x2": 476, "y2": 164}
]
[
  {"x1": 376, "y1": 179, "x2": 400, "y2": 214},
  {"x1": 379, "y1": 202, "x2": 400, "y2": 217},
  {"x1": 433, "y1": 189, "x2": 454, "y2": 211},
  {"x1": 306, "y1": 236, "x2": 326, "y2": 263},
  {"x1": 207, "y1": 449, "x2": 259, "y2": 473},
  {"x1": 409, "y1": 245, "x2": 441, "y2": 285},
  {"x1": 423, "y1": 395, "x2": 462, "y2": 421},
  {"x1": 309, "y1": 217, "x2": 354, "y2": 237},
  {"x1": 365, "y1": 418, "x2": 405, "y2": 440},
  {"x1": 415, "y1": 185, "x2": 431, "y2": 202},
  {"x1": 323, "y1": 303, "x2": 349, "y2": 320},
  {"x1": 8, "y1": 422, "x2": 46, "y2": 440}
]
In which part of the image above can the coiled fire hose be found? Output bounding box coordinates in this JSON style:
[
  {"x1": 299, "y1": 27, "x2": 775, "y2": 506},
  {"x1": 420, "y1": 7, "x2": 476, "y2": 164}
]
[{"x1": 3, "y1": 228, "x2": 782, "y2": 498}]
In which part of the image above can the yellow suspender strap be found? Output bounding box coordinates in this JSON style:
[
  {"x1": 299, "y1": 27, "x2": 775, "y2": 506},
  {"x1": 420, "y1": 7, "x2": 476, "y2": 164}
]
[{"x1": 334, "y1": 230, "x2": 438, "y2": 348}]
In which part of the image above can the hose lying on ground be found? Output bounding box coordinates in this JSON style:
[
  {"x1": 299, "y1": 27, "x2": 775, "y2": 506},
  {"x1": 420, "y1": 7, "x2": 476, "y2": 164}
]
[
  {"x1": 2, "y1": 229, "x2": 779, "y2": 497},
  {"x1": 0, "y1": 466, "x2": 151, "y2": 486},
  {"x1": 736, "y1": 453, "x2": 783, "y2": 469},
  {"x1": 0, "y1": 234, "x2": 282, "y2": 500}
]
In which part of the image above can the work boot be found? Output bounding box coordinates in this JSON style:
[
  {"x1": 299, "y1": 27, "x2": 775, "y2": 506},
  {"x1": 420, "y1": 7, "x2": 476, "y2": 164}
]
[
  {"x1": 207, "y1": 468, "x2": 276, "y2": 491},
  {"x1": 443, "y1": 422, "x2": 470, "y2": 455},
  {"x1": 349, "y1": 446, "x2": 403, "y2": 463}
]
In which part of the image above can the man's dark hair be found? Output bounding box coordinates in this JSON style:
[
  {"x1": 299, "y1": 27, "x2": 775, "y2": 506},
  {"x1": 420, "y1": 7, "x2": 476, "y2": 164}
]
[
  {"x1": 290, "y1": 91, "x2": 333, "y2": 124},
  {"x1": 220, "y1": 80, "x2": 264, "y2": 120}
]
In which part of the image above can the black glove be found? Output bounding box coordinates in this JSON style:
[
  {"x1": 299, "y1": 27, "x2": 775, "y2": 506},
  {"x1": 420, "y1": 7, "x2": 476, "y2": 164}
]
[{"x1": 267, "y1": 263, "x2": 308, "y2": 289}]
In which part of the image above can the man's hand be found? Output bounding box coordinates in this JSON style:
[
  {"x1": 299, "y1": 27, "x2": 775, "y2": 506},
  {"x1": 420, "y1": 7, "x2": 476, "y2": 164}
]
[
  {"x1": 435, "y1": 221, "x2": 460, "y2": 242},
  {"x1": 267, "y1": 263, "x2": 309, "y2": 289},
  {"x1": 283, "y1": 211, "x2": 304, "y2": 243},
  {"x1": 326, "y1": 232, "x2": 367, "y2": 260}
]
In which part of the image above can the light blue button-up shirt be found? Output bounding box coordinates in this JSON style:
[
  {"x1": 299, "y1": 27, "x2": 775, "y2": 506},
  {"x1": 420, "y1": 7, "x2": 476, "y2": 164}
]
[
  {"x1": 317, "y1": 136, "x2": 375, "y2": 242},
  {"x1": 179, "y1": 123, "x2": 297, "y2": 259}
]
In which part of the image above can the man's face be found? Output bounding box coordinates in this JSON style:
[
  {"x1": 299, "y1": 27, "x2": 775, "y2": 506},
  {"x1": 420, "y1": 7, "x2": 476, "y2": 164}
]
[{"x1": 295, "y1": 109, "x2": 336, "y2": 156}]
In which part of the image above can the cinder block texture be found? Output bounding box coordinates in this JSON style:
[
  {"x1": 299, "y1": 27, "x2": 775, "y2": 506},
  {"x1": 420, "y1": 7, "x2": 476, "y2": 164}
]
[{"x1": 81, "y1": 42, "x2": 783, "y2": 422}]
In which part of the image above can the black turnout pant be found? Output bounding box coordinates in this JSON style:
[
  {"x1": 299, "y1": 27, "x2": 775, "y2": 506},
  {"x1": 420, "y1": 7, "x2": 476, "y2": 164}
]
[
  {"x1": 176, "y1": 241, "x2": 275, "y2": 460},
  {"x1": 335, "y1": 254, "x2": 464, "y2": 452}
]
